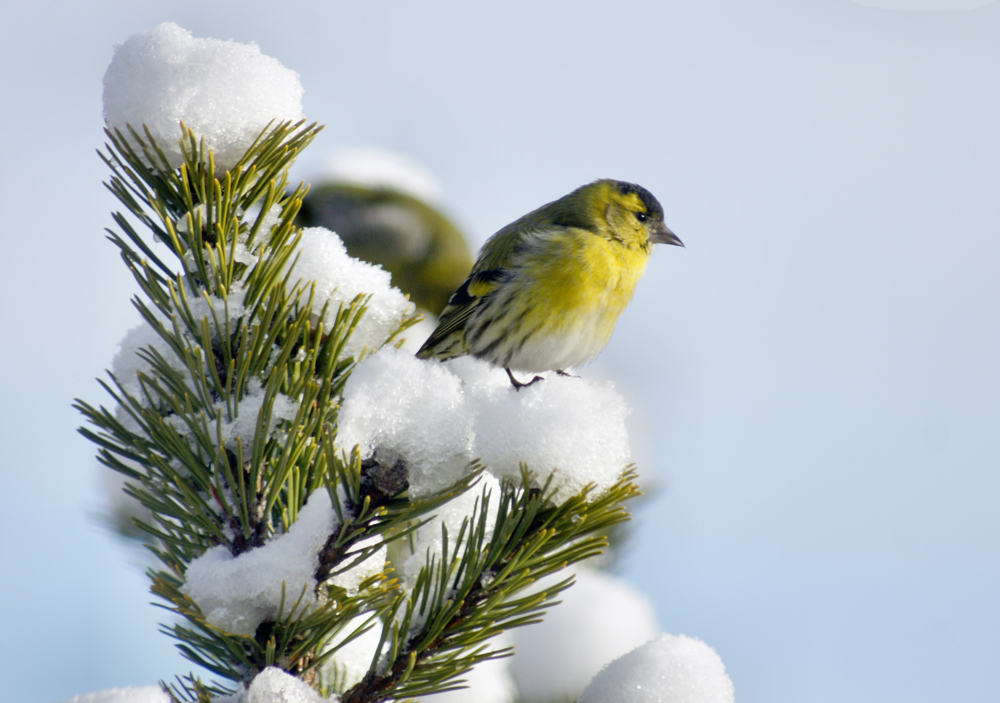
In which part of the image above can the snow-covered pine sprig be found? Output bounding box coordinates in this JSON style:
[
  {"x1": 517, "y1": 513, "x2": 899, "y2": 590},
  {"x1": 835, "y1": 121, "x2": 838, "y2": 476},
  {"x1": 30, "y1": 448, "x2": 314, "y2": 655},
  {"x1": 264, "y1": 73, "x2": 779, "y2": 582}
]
[{"x1": 74, "y1": 123, "x2": 448, "y2": 697}]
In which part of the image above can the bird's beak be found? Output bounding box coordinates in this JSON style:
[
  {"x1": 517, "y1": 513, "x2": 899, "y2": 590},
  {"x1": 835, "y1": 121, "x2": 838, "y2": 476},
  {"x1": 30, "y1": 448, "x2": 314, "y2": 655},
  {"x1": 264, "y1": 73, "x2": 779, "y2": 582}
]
[{"x1": 651, "y1": 222, "x2": 684, "y2": 247}]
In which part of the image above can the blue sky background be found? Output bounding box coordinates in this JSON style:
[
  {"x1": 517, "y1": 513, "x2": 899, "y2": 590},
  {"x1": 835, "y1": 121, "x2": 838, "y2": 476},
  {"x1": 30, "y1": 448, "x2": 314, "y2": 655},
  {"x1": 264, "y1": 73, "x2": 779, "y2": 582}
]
[{"x1": 1, "y1": 2, "x2": 997, "y2": 701}]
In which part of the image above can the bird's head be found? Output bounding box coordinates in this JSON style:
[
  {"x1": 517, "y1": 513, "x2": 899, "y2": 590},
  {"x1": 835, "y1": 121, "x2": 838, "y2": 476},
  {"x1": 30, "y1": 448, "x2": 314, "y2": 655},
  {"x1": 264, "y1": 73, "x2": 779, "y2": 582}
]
[{"x1": 587, "y1": 179, "x2": 683, "y2": 251}]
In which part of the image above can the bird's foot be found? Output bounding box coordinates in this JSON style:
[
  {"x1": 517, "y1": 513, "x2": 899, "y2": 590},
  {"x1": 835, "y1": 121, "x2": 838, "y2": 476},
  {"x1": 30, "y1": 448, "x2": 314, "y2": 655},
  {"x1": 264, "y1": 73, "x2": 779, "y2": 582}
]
[
  {"x1": 555, "y1": 369, "x2": 579, "y2": 378},
  {"x1": 506, "y1": 368, "x2": 545, "y2": 390}
]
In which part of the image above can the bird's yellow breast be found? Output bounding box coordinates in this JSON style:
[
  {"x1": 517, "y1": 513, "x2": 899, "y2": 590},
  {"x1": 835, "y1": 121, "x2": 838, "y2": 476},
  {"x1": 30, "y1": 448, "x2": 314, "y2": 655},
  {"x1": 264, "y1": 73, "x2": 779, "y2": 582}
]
[
  {"x1": 526, "y1": 230, "x2": 650, "y2": 320},
  {"x1": 468, "y1": 229, "x2": 651, "y2": 372}
]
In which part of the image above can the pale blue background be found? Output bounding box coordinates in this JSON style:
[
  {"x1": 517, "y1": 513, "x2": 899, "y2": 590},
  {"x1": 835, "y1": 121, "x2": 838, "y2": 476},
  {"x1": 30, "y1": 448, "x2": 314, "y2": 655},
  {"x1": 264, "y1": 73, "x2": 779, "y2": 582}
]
[{"x1": 1, "y1": 2, "x2": 997, "y2": 701}]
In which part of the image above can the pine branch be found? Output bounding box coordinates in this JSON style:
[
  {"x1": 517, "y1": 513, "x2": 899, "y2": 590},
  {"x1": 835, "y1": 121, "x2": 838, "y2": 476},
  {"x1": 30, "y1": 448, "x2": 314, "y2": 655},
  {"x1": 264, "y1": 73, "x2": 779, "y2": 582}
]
[
  {"x1": 342, "y1": 469, "x2": 641, "y2": 703},
  {"x1": 79, "y1": 122, "x2": 427, "y2": 693},
  {"x1": 81, "y1": 117, "x2": 643, "y2": 703}
]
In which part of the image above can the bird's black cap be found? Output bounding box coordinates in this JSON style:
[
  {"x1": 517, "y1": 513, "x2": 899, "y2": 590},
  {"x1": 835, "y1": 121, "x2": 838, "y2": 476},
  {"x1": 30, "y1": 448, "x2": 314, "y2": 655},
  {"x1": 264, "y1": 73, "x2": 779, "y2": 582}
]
[{"x1": 612, "y1": 180, "x2": 664, "y2": 221}]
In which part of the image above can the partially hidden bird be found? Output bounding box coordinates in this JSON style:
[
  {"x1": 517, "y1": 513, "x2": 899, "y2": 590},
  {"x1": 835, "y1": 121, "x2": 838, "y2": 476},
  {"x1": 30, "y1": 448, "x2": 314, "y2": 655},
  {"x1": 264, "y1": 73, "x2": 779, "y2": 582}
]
[
  {"x1": 297, "y1": 182, "x2": 473, "y2": 316},
  {"x1": 416, "y1": 179, "x2": 683, "y2": 388}
]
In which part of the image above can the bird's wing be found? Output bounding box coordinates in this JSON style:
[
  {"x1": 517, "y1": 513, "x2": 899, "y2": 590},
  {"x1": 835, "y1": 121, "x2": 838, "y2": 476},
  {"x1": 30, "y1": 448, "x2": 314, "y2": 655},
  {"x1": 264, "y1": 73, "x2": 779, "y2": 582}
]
[
  {"x1": 416, "y1": 222, "x2": 562, "y2": 360},
  {"x1": 416, "y1": 268, "x2": 505, "y2": 359}
]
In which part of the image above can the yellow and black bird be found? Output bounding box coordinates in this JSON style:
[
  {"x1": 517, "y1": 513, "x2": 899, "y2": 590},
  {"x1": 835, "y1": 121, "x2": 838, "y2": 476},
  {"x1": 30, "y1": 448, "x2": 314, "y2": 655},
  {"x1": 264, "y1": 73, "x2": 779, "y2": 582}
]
[{"x1": 417, "y1": 179, "x2": 682, "y2": 388}]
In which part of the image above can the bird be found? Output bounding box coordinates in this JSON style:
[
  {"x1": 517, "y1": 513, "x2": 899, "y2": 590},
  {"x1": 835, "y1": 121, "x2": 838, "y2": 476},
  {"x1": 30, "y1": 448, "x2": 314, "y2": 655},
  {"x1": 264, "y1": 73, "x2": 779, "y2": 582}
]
[
  {"x1": 416, "y1": 179, "x2": 683, "y2": 388},
  {"x1": 297, "y1": 182, "x2": 473, "y2": 316}
]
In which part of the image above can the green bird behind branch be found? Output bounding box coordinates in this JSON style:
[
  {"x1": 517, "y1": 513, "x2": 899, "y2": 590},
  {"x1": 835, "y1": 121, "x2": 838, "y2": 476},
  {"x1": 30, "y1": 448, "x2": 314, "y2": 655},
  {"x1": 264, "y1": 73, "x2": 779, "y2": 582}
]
[{"x1": 298, "y1": 183, "x2": 473, "y2": 316}]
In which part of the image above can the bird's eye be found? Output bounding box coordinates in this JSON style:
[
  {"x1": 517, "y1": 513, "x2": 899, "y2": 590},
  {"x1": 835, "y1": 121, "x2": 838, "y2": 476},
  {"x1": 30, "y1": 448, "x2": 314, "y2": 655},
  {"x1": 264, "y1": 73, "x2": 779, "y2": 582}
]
[{"x1": 634, "y1": 211, "x2": 648, "y2": 223}]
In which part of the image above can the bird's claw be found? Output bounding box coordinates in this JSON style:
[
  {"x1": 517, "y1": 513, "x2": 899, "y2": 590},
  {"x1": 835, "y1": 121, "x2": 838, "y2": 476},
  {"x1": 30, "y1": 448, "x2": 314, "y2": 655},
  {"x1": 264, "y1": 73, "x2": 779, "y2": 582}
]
[{"x1": 506, "y1": 368, "x2": 545, "y2": 391}]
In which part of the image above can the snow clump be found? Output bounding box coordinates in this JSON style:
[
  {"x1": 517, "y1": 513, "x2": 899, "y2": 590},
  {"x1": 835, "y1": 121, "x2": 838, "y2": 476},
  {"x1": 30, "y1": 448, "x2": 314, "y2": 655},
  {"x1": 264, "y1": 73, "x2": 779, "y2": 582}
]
[
  {"x1": 337, "y1": 346, "x2": 473, "y2": 500},
  {"x1": 329, "y1": 534, "x2": 388, "y2": 596},
  {"x1": 337, "y1": 349, "x2": 633, "y2": 506},
  {"x1": 102, "y1": 22, "x2": 303, "y2": 171},
  {"x1": 578, "y1": 633, "x2": 735, "y2": 703},
  {"x1": 182, "y1": 490, "x2": 338, "y2": 636},
  {"x1": 245, "y1": 667, "x2": 326, "y2": 703},
  {"x1": 509, "y1": 567, "x2": 660, "y2": 702},
  {"x1": 285, "y1": 228, "x2": 414, "y2": 361},
  {"x1": 111, "y1": 314, "x2": 299, "y2": 451},
  {"x1": 214, "y1": 667, "x2": 326, "y2": 703},
  {"x1": 454, "y1": 359, "x2": 632, "y2": 505},
  {"x1": 111, "y1": 290, "x2": 246, "y2": 406},
  {"x1": 110, "y1": 317, "x2": 186, "y2": 404}
]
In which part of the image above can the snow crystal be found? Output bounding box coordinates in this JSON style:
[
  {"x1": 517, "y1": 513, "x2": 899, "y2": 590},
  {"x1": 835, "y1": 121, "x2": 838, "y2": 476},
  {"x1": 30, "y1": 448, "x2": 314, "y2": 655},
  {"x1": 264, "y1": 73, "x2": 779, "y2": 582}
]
[
  {"x1": 578, "y1": 633, "x2": 735, "y2": 703},
  {"x1": 337, "y1": 347, "x2": 473, "y2": 499},
  {"x1": 320, "y1": 613, "x2": 384, "y2": 691},
  {"x1": 247, "y1": 667, "x2": 325, "y2": 703},
  {"x1": 286, "y1": 228, "x2": 414, "y2": 361},
  {"x1": 60, "y1": 687, "x2": 170, "y2": 703},
  {"x1": 210, "y1": 380, "x2": 299, "y2": 457},
  {"x1": 103, "y1": 23, "x2": 304, "y2": 172},
  {"x1": 322, "y1": 147, "x2": 445, "y2": 204},
  {"x1": 399, "y1": 474, "x2": 501, "y2": 583},
  {"x1": 235, "y1": 203, "x2": 285, "y2": 266},
  {"x1": 184, "y1": 289, "x2": 247, "y2": 334},
  {"x1": 454, "y1": 359, "x2": 633, "y2": 504},
  {"x1": 509, "y1": 568, "x2": 660, "y2": 703},
  {"x1": 182, "y1": 490, "x2": 337, "y2": 636}
]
